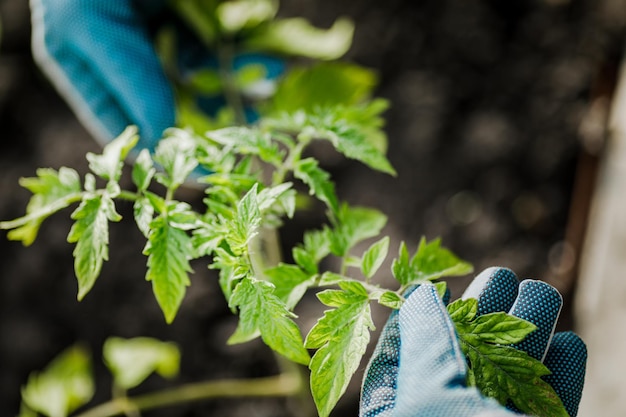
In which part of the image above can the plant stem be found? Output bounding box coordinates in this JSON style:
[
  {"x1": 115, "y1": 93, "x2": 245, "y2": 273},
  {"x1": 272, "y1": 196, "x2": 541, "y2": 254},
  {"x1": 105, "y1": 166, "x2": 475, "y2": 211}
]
[
  {"x1": 111, "y1": 386, "x2": 140, "y2": 417},
  {"x1": 165, "y1": 187, "x2": 175, "y2": 203},
  {"x1": 73, "y1": 373, "x2": 302, "y2": 417},
  {"x1": 246, "y1": 224, "x2": 316, "y2": 417},
  {"x1": 272, "y1": 136, "x2": 309, "y2": 185},
  {"x1": 274, "y1": 354, "x2": 317, "y2": 417},
  {"x1": 217, "y1": 41, "x2": 247, "y2": 125},
  {"x1": 116, "y1": 190, "x2": 140, "y2": 202}
]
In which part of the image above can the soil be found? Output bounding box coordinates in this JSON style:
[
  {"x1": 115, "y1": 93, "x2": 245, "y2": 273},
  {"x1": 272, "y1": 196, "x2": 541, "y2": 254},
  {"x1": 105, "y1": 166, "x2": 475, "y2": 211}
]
[{"x1": 0, "y1": 0, "x2": 623, "y2": 415}]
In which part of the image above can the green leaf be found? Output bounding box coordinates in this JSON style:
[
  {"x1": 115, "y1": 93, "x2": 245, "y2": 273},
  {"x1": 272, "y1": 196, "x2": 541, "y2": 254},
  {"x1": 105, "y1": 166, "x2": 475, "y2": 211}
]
[
  {"x1": 216, "y1": 0, "x2": 278, "y2": 34},
  {"x1": 18, "y1": 167, "x2": 82, "y2": 202},
  {"x1": 318, "y1": 117, "x2": 395, "y2": 176},
  {"x1": 212, "y1": 248, "x2": 249, "y2": 302},
  {"x1": 235, "y1": 63, "x2": 268, "y2": 89},
  {"x1": 334, "y1": 98, "x2": 390, "y2": 154},
  {"x1": 247, "y1": 17, "x2": 354, "y2": 60},
  {"x1": 133, "y1": 197, "x2": 154, "y2": 239},
  {"x1": 1, "y1": 167, "x2": 82, "y2": 246},
  {"x1": 226, "y1": 184, "x2": 262, "y2": 255},
  {"x1": 67, "y1": 194, "x2": 121, "y2": 300},
  {"x1": 167, "y1": 201, "x2": 201, "y2": 231},
  {"x1": 143, "y1": 214, "x2": 193, "y2": 324},
  {"x1": 264, "y1": 103, "x2": 395, "y2": 175},
  {"x1": 392, "y1": 242, "x2": 411, "y2": 285},
  {"x1": 103, "y1": 337, "x2": 180, "y2": 390},
  {"x1": 305, "y1": 284, "x2": 374, "y2": 417},
  {"x1": 21, "y1": 345, "x2": 93, "y2": 417},
  {"x1": 470, "y1": 312, "x2": 538, "y2": 345},
  {"x1": 318, "y1": 271, "x2": 347, "y2": 287},
  {"x1": 294, "y1": 158, "x2": 340, "y2": 216},
  {"x1": 208, "y1": 127, "x2": 283, "y2": 167},
  {"x1": 144, "y1": 190, "x2": 166, "y2": 214},
  {"x1": 361, "y1": 236, "x2": 389, "y2": 279},
  {"x1": 315, "y1": 289, "x2": 349, "y2": 308},
  {"x1": 18, "y1": 403, "x2": 38, "y2": 417},
  {"x1": 337, "y1": 280, "x2": 369, "y2": 297},
  {"x1": 433, "y1": 280, "x2": 449, "y2": 300},
  {"x1": 154, "y1": 129, "x2": 198, "y2": 190},
  {"x1": 377, "y1": 291, "x2": 403, "y2": 309},
  {"x1": 270, "y1": 62, "x2": 375, "y2": 113},
  {"x1": 447, "y1": 297, "x2": 478, "y2": 322},
  {"x1": 275, "y1": 187, "x2": 297, "y2": 220},
  {"x1": 292, "y1": 229, "x2": 332, "y2": 275},
  {"x1": 84, "y1": 173, "x2": 96, "y2": 192},
  {"x1": 450, "y1": 298, "x2": 567, "y2": 417},
  {"x1": 292, "y1": 247, "x2": 317, "y2": 276},
  {"x1": 303, "y1": 229, "x2": 333, "y2": 261},
  {"x1": 86, "y1": 126, "x2": 138, "y2": 182},
  {"x1": 328, "y1": 205, "x2": 387, "y2": 257},
  {"x1": 392, "y1": 237, "x2": 473, "y2": 286},
  {"x1": 187, "y1": 68, "x2": 222, "y2": 95},
  {"x1": 228, "y1": 277, "x2": 310, "y2": 365},
  {"x1": 191, "y1": 220, "x2": 224, "y2": 258},
  {"x1": 257, "y1": 183, "x2": 293, "y2": 214},
  {"x1": 465, "y1": 343, "x2": 566, "y2": 417},
  {"x1": 449, "y1": 299, "x2": 537, "y2": 345},
  {"x1": 265, "y1": 263, "x2": 316, "y2": 310},
  {"x1": 412, "y1": 237, "x2": 473, "y2": 282},
  {"x1": 205, "y1": 183, "x2": 245, "y2": 212},
  {"x1": 132, "y1": 149, "x2": 156, "y2": 192}
]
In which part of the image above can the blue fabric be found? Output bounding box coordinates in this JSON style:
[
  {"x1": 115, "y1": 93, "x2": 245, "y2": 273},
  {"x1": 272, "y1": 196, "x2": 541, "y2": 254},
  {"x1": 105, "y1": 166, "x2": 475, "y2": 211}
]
[
  {"x1": 360, "y1": 267, "x2": 587, "y2": 417},
  {"x1": 509, "y1": 280, "x2": 563, "y2": 361},
  {"x1": 31, "y1": 0, "x2": 174, "y2": 150},
  {"x1": 543, "y1": 332, "x2": 587, "y2": 417},
  {"x1": 30, "y1": 0, "x2": 285, "y2": 152}
]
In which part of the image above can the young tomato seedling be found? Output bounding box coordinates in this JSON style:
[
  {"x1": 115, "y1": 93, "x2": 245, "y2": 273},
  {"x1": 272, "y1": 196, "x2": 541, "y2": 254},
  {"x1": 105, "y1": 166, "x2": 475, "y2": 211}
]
[
  {"x1": 2, "y1": 1, "x2": 569, "y2": 416},
  {"x1": 2, "y1": 122, "x2": 567, "y2": 417}
]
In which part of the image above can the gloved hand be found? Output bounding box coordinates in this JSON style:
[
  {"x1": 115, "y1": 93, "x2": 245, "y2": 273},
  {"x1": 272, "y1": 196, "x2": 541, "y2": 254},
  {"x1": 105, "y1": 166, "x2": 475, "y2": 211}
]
[
  {"x1": 360, "y1": 267, "x2": 587, "y2": 417},
  {"x1": 29, "y1": 0, "x2": 284, "y2": 152},
  {"x1": 30, "y1": 0, "x2": 175, "y2": 151}
]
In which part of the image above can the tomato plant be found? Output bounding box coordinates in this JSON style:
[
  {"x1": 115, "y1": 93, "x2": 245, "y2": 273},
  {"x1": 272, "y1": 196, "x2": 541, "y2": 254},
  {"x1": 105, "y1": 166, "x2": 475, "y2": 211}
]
[{"x1": 2, "y1": 1, "x2": 568, "y2": 416}]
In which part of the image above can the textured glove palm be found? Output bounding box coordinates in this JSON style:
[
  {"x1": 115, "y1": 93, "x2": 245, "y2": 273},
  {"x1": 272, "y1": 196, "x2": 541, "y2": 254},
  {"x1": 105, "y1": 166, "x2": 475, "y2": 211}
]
[{"x1": 30, "y1": 0, "x2": 174, "y2": 150}]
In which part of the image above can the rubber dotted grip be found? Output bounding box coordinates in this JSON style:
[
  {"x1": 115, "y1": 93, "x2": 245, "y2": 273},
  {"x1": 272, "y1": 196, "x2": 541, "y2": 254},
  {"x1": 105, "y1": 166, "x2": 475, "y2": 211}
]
[
  {"x1": 509, "y1": 280, "x2": 562, "y2": 361},
  {"x1": 474, "y1": 267, "x2": 519, "y2": 316},
  {"x1": 543, "y1": 331, "x2": 587, "y2": 417}
]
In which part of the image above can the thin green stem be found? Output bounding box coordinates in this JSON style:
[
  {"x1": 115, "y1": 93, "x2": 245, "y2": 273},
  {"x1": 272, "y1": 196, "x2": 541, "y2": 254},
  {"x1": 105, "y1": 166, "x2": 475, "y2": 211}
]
[
  {"x1": 245, "y1": 224, "x2": 316, "y2": 417},
  {"x1": 116, "y1": 190, "x2": 140, "y2": 202},
  {"x1": 339, "y1": 255, "x2": 351, "y2": 276},
  {"x1": 73, "y1": 373, "x2": 302, "y2": 417},
  {"x1": 248, "y1": 227, "x2": 283, "y2": 277},
  {"x1": 360, "y1": 281, "x2": 386, "y2": 297},
  {"x1": 165, "y1": 187, "x2": 175, "y2": 203},
  {"x1": 168, "y1": 0, "x2": 219, "y2": 49},
  {"x1": 398, "y1": 284, "x2": 411, "y2": 295},
  {"x1": 274, "y1": 355, "x2": 317, "y2": 417},
  {"x1": 272, "y1": 137, "x2": 309, "y2": 186},
  {"x1": 0, "y1": 192, "x2": 84, "y2": 230},
  {"x1": 217, "y1": 41, "x2": 247, "y2": 125},
  {"x1": 111, "y1": 386, "x2": 140, "y2": 417}
]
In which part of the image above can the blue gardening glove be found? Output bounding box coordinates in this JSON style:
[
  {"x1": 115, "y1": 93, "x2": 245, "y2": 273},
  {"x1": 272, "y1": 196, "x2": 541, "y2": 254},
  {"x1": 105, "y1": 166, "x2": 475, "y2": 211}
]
[
  {"x1": 360, "y1": 267, "x2": 587, "y2": 417},
  {"x1": 30, "y1": 0, "x2": 174, "y2": 150},
  {"x1": 30, "y1": 0, "x2": 284, "y2": 151}
]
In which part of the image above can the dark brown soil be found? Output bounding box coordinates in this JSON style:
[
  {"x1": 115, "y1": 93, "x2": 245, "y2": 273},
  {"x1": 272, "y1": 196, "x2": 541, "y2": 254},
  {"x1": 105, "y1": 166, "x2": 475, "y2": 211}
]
[{"x1": 1, "y1": 0, "x2": 623, "y2": 415}]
